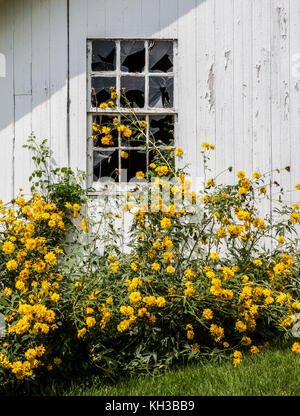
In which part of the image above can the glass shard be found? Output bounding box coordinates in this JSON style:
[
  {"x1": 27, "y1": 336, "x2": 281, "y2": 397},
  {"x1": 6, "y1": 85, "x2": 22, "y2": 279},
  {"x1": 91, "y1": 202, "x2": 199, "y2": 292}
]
[
  {"x1": 121, "y1": 76, "x2": 145, "y2": 108},
  {"x1": 120, "y1": 149, "x2": 147, "y2": 182},
  {"x1": 91, "y1": 77, "x2": 116, "y2": 108},
  {"x1": 149, "y1": 115, "x2": 174, "y2": 145},
  {"x1": 121, "y1": 41, "x2": 145, "y2": 73},
  {"x1": 92, "y1": 115, "x2": 118, "y2": 148},
  {"x1": 93, "y1": 150, "x2": 119, "y2": 182},
  {"x1": 149, "y1": 76, "x2": 173, "y2": 108},
  {"x1": 149, "y1": 41, "x2": 173, "y2": 73},
  {"x1": 92, "y1": 40, "x2": 116, "y2": 71}
]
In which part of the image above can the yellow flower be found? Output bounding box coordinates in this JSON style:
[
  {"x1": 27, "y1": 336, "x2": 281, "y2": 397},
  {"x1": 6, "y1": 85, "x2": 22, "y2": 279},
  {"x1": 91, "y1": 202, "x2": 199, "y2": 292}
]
[
  {"x1": 156, "y1": 297, "x2": 166, "y2": 308},
  {"x1": 210, "y1": 252, "x2": 219, "y2": 260},
  {"x1": 130, "y1": 262, "x2": 139, "y2": 271},
  {"x1": 152, "y1": 262, "x2": 160, "y2": 271},
  {"x1": 129, "y1": 291, "x2": 142, "y2": 304},
  {"x1": 294, "y1": 184, "x2": 300, "y2": 190},
  {"x1": 277, "y1": 236, "x2": 285, "y2": 244},
  {"x1": 25, "y1": 238, "x2": 37, "y2": 251},
  {"x1": 260, "y1": 186, "x2": 267, "y2": 194},
  {"x1": 250, "y1": 345, "x2": 259, "y2": 354},
  {"x1": 105, "y1": 297, "x2": 113, "y2": 305},
  {"x1": 252, "y1": 171, "x2": 260, "y2": 179},
  {"x1": 234, "y1": 350, "x2": 242, "y2": 359},
  {"x1": 44, "y1": 252, "x2": 57, "y2": 265},
  {"x1": 135, "y1": 171, "x2": 145, "y2": 179},
  {"x1": 2, "y1": 241, "x2": 15, "y2": 254},
  {"x1": 235, "y1": 320, "x2": 247, "y2": 332},
  {"x1": 117, "y1": 320, "x2": 130, "y2": 332},
  {"x1": 3, "y1": 287, "x2": 12, "y2": 297},
  {"x1": 202, "y1": 142, "x2": 215, "y2": 150},
  {"x1": 6, "y1": 260, "x2": 18, "y2": 271},
  {"x1": 292, "y1": 342, "x2": 300, "y2": 353},
  {"x1": 166, "y1": 265, "x2": 175, "y2": 274},
  {"x1": 77, "y1": 328, "x2": 87, "y2": 339},
  {"x1": 123, "y1": 128, "x2": 132, "y2": 138},
  {"x1": 241, "y1": 336, "x2": 252, "y2": 346},
  {"x1": 237, "y1": 171, "x2": 245, "y2": 179},
  {"x1": 184, "y1": 282, "x2": 195, "y2": 297},
  {"x1": 217, "y1": 228, "x2": 226, "y2": 238},
  {"x1": 160, "y1": 217, "x2": 171, "y2": 229},
  {"x1": 50, "y1": 293, "x2": 60, "y2": 302},
  {"x1": 111, "y1": 91, "x2": 117, "y2": 99},
  {"x1": 175, "y1": 148, "x2": 184, "y2": 156},
  {"x1": 85, "y1": 317, "x2": 96, "y2": 328},
  {"x1": 99, "y1": 102, "x2": 108, "y2": 108},
  {"x1": 121, "y1": 151, "x2": 129, "y2": 159},
  {"x1": 290, "y1": 212, "x2": 300, "y2": 224},
  {"x1": 202, "y1": 308, "x2": 213, "y2": 320},
  {"x1": 155, "y1": 166, "x2": 169, "y2": 176},
  {"x1": 53, "y1": 357, "x2": 62, "y2": 365},
  {"x1": 139, "y1": 120, "x2": 147, "y2": 128}
]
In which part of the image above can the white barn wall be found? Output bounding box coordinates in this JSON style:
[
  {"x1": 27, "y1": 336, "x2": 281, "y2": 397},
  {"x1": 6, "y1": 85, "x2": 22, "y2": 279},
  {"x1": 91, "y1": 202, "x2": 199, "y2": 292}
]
[
  {"x1": 0, "y1": 0, "x2": 299, "y2": 219},
  {"x1": 0, "y1": 1, "x2": 14, "y2": 203}
]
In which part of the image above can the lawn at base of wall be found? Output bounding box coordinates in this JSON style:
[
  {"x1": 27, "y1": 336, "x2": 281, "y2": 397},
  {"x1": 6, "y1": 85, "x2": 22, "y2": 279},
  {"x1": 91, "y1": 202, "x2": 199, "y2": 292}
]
[{"x1": 44, "y1": 344, "x2": 299, "y2": 396}]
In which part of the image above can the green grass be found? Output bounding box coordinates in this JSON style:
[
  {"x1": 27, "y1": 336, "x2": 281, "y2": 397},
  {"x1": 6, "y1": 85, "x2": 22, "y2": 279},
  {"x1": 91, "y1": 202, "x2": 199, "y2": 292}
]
[{"x1": 44, "y1": 344, "x2": 300, "y2": 396}]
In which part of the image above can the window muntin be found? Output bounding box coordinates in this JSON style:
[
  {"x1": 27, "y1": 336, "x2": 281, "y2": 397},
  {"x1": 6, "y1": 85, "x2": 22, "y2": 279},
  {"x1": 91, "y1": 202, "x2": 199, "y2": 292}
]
[{"x1": 87, "y1": 39, "x2": 177, "y2": 189}]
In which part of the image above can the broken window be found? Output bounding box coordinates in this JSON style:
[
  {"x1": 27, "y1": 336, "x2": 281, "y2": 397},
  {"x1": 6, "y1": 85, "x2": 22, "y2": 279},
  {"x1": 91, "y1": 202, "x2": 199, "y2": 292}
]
[
  {"x1": 149, "y1": 41, "x2": 173, "y2": 73},
  {"x1": 93, "y1": 150, "x2": 119, "y2": 182},
  {"x1": 92, "y1": 115, "x2": 118, "y2": 148},
  {"x1": 149, "y1": 115, "x2": 175, "y2": 145},
  {"x1": 121, "y1": 76, "x2": 145, "y2": 108},
  {"x1": 92, "y1": 40, "x2": 116, "y2": 71},
  {"x1": 91, "y1": 77, "x2": 116, "y2": 108},
  {"x1": 121, "y1": 149, "x2": 147, "y2": 182},
  {"x1": 87, "y1": 39, "x2": 176, "y2": 186},
  {"x1": 149, "y1": 77, "x2": 174, "y2": 108},
  {"x1": 121, "y1": 41, "x2": 145, "y2": 73}
]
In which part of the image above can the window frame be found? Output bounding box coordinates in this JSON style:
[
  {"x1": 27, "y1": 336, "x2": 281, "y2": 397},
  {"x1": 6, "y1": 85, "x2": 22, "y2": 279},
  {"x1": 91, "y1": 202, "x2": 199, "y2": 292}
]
[{"x1": 86, "y1": 38, "x2": 178, "y2": 194}]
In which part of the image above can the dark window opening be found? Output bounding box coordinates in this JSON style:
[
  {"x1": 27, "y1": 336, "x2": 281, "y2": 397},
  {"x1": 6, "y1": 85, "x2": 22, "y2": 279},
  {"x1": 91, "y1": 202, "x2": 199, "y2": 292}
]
[
  {"x1": 93, "y1": 150, "x2": 119, "y2": 182},
  {"x1": 121, "y1": 41, "x2": 145, "y2": 73},
  {"x1": 121, "y1": 76, "x2": 145, "y2": 108},
  {"x1": 149, "y1": 41, "x2": 173, "y2": 73},
  {"x1": 149, "y1": 77, "x2": 173, "y2": 108},
  {"x1": 91, "y1": 77, "x2": 116, "y2": 107},
  {"x1": 92, "y1": 40, "x2": 116, "y2": 71},
  {"x1": 149, "y1": 115, "x2": 175, "y2": 145}
]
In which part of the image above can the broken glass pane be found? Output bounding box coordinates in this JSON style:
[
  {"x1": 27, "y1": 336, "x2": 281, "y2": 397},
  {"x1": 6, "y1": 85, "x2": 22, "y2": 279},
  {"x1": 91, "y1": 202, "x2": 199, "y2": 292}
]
[
  {"x1": 149, "y1": 41, "x2": 173, "y2": 73},
  {"x1": 93, "y1": 150, "x2": 119, "y2": 182},
  {"x1": 92, "y1": 115, "x2": 118, "y2": 148},
  {"x1": 149, "y1": 115, "x2": 174, "y2": 146},
  {"x1": 92, "y1": 40, "x2": 116, "y2": 71},
  {"x1": 120, "y1": 149, "x2": 147, "y2": 182},
  {"x1": 120, "y1": 115, "x2": 147, "y2": 147},
  {"x1": 121, "y1": 41, "x2": 145, "y2": 73},
  {"x1": 91, "y1": 77, "x2": 116, "y2": 108},
  {"x1": 149, "y1": 77, "x2": 173, "y2": 108},
  {"x1": 121, "y1": 76, "x2": 145, "y2": 108}
]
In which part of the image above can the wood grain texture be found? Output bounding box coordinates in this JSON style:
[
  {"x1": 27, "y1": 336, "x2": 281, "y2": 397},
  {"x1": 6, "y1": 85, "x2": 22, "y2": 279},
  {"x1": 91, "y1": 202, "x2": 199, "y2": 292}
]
[{"x1": 0, "y1": 0, "x2": 299, "y2": 236}]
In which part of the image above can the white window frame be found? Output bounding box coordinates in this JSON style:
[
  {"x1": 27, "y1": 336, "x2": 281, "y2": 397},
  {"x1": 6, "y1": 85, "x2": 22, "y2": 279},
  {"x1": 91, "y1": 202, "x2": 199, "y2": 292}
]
[{"x1": 86, "y1": 39, "x2": 178, "y2": 195}]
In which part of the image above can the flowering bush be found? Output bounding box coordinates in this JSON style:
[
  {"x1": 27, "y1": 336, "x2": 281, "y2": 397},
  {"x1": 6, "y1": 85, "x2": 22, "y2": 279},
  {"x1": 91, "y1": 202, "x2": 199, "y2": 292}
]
[{"x1": 0, "y1": 115, "x2": 300, "y2": 390}]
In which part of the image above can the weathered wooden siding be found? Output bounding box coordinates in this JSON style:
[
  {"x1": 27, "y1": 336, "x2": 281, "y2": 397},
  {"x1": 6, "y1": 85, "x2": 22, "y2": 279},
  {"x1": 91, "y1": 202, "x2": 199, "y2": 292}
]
[{"x1": 0, "y1": 0, "x2": 299, "y2": 213}]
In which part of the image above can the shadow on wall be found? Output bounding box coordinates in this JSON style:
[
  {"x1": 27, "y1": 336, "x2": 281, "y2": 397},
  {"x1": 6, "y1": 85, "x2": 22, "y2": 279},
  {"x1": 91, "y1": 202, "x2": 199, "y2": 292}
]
[
  {"x1": 0, "y1": 0, "x2": 207, "y2": 201},
  {"x1": 0, "y1": 0, "x2": 205, "y2": 133}
]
